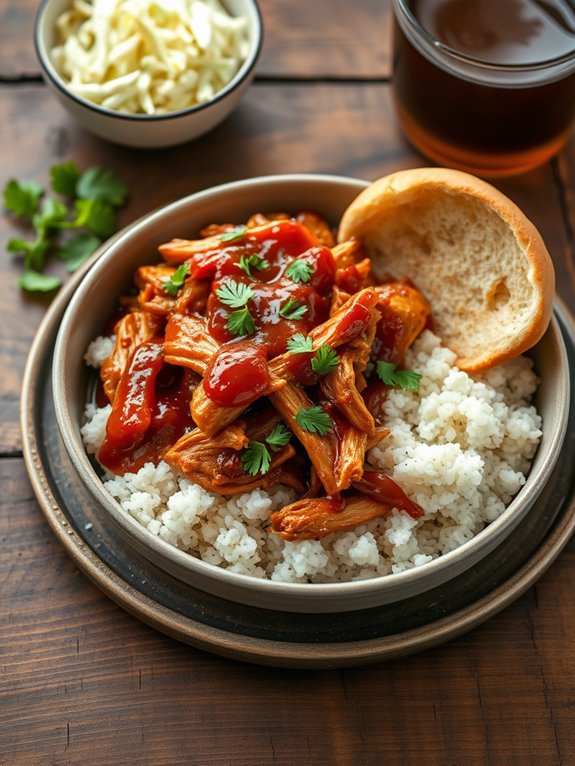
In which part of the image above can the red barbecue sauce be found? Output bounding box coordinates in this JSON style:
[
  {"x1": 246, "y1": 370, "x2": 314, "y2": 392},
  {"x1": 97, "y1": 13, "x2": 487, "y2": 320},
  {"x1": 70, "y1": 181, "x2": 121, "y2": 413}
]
[{"x1": 98, "y1": 339, "x2": 196, "y2": 474}]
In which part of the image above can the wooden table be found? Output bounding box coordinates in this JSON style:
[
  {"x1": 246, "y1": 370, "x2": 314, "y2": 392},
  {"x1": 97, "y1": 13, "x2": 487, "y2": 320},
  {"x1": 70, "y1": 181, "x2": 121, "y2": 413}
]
[{"x1": 2, "y1": 2, "x2": 575, "y2": 763}]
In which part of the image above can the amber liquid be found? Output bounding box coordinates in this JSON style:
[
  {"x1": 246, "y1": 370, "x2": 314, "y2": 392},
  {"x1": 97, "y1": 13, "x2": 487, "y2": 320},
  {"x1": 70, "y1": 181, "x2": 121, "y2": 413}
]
[{"x1": 393, "y1": 0, "x2": 575, "y2": 175}]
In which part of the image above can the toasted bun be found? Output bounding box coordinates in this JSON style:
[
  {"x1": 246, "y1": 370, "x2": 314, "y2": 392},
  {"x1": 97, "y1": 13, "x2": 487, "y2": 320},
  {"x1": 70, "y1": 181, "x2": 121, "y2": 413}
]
[{"x1": 338, "y1": 168, "x2": 555, "y2": 372}]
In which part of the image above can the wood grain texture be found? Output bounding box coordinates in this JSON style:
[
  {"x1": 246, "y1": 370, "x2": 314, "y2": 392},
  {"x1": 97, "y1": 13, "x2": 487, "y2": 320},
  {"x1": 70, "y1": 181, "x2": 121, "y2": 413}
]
[
  {"x1": 2, "y1": 459, "x2": 575, "y2": 765},
  {"x1": 3, "y1": 2, "x2": 575, "y2": 763},
  {"x1": 0, "y1": 0, "x2": 392, "y2": 80}
]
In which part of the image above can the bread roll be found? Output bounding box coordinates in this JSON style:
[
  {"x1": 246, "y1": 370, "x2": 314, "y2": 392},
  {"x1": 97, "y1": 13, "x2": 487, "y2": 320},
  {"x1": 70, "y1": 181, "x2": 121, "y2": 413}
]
[{"x1": 338, "y1": 168, "x2": 555, "y2": 372}]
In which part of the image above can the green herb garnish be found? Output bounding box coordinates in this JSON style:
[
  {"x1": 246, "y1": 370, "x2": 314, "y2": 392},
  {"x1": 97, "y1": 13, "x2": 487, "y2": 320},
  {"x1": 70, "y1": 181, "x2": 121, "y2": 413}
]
[
  {"x1": 286, "y1": 333, "x2": 313, "y2": 354},
  {"x1": 226, "y1": 306, "x2": 256, "y2": 337},
  {"x1": 236, "y1": 253, "x2": 269, "y2": 277},
  {"x1": 220, "y1": 225, "x2": 247, "y2": 242},
  {"x1": 3, "y1": 162, "x2": 127, "y2": 292},
  {"x1": 311, "y1": 346, "x2": 339, "y2": 376},
  {"x1": 265, "y1": 423, "x2": 291, "y2": 451},
  {"x1": 241, "y1": 440, "x2": 272, "y2": 476},
  {"x1": 241, "y1": 423, "x2": 292, "y2": 476},
  {"x1": 215, "y1": 280, "x2": 255, "y2": 308},
  {"x1": 295, "y1": 406, "x2": 333, "y2": 436},
  {"x1": 376, "y1": 360, "x2": 422, "y2": 391},
  {"x1": 163, "y1": 262, "x2": 191, "y2": 296},
  {"x1": 285, "y1": 259, "x2": 314, "y2": 284},
  {"x1": 279, "y1": 299, "x2": 308, "y2": 320}
]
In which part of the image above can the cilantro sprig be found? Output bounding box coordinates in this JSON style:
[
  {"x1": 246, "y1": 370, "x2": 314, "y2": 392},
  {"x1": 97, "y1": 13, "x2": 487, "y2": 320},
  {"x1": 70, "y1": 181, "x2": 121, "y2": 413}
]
[
  {"x1": 215, "y1": 279, "x2": 256, "y2": 336},
  {"x1": 241, "y1": 423, "x2": 292, "y2": 476},
  {"x1": 219, "y1": 225, "x2": 247, "y2": 242},
  {"x1": 286, "y1": 333, "x2": 313, "y2": 354},
  {"x1": 285, "y1": 259, "x2": 314, "y2": 284},
  {"x1": 295, "y1": 406, "x2": 333, "y2": 436},
  {"x1": 311, "y1": 346, "x2": 339, "y2": 376},
  {"x1": 279, "y1": 298, "x2": 308, "y2": 320},
  {"x1": 163, "y1": 262, "x2": 191, "y2": 296},
  {"x1": 376, "y1": 360, "x2": 422, "y2": 391},
  {"x1": 3, "y1": 162, "x2": 128, "y2": 292},
  {"x1": 236, "y1": 253, "x2": 269, "y2": 278}
]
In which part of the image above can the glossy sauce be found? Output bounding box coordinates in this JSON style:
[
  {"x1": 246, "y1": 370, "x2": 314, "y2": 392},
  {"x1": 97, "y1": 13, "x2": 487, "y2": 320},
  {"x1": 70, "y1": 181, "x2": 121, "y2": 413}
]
[
  {"x1": 98, "y1": 341, "x2": 197, "y2": 474},
  {"x1": 353, "y1": 471, "x2": 425, "y2": 518},
  {"x1": 203, "y1": 341, "x2": 271, "y2": 407},
  {"x1": 393, "y1": 0, "x2": 575, "y2": 175}
]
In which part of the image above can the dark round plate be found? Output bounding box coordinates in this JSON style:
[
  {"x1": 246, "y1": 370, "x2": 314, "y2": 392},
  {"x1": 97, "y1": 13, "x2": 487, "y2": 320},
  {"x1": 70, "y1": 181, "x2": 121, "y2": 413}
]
[{"x1": 21, "y1": 263, "x2": 575, "y2": 668}]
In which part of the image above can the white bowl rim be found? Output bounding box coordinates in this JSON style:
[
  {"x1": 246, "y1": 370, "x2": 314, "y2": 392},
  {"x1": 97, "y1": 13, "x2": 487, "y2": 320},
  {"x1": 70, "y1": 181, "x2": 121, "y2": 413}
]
[
  {"x1": 52, "y1": 172, "x2": 571, "y2": 606},
  {"x1": 34, "y1": 0, "x2": 263, "y2": 123}
]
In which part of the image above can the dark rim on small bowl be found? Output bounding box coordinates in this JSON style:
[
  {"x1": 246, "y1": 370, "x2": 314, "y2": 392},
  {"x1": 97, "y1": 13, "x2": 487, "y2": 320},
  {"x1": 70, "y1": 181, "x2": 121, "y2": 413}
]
[{"x1": 34, "y1": 0, "x2": 263, "y2": 123}]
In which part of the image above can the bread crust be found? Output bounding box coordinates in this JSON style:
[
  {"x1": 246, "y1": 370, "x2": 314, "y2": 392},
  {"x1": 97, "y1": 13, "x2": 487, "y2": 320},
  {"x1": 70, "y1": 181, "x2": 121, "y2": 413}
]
[{"x1": 338, "y1": 168, "x2": 555, "y2": 372}]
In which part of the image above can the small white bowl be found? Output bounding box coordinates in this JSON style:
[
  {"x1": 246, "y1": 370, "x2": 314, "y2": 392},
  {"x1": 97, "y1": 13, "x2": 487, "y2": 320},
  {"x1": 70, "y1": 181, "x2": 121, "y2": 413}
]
[
  {"x1": 52, "y1": 174, "x2": 570, "y2": 613},
  {"x1": 34, "y1": 0, "x2": 263, "y2": 148}
]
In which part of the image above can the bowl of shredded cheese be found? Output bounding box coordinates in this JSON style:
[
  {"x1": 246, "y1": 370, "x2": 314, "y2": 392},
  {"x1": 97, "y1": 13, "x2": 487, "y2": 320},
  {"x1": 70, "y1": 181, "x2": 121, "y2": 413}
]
[{"x1": 34, "y1": 0, "x2": 263, "y2": 148}]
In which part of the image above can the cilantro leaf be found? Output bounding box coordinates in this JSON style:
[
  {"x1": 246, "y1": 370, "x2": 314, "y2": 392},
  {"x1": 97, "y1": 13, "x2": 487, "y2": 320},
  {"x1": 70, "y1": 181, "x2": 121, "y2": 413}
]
[
  {"x1": 18, "y1": 269, "x2": 61, "y2": 293},
  {"x1": 286, "y1": 333, "x2": 313, "y2": 354},
  {"x1": 285, "y1": 259, "x2": 314, "y2": 284},
  {"x1": 235, "y1": 253, "x2": 269, "y2": 277},
  {"x1": 216, "y1": 280, "x2": 254, "y2": 308},
  {"x1": 76, "y1": 166, "x2": 128, "y2": 206},
  {"x1": 227, "y1": 306, "x2": 256, "y2": 336},
  {"x1": 219, "y1": 225, "x2": 247, "y2": 242},
  {"x1": 241, "y1": 440, "x2": 271, "y2": 476},
  {"x1": 376, "y1": 360, "x2": 422, "y2": 391},
  {"x1": 295, "y1": 406, "x2": 333, "y2": 436},
  {"x1": 266, "y1": 423, "x2": 291, "y2": 451},
  {"x1": 50, "y1": 162, "x2": 81, "y2": 197},
  {"x1": 58, "y1": 233, "x2": 102, "y2": 272},
  {"x1": 3, "y1": 179, "x2": 44, "y2": 218},
  {"x1": 311, "y1": 345, "x2": 339, "y2": 376},
  {"x1": 73, "y1": 198, "x2": 117, "y2": 238},
  {"x1": 279, "y1": 299, "x2": 308, "y2": 320},
  {"x1": 7, "y1": 236, "x2": 49, "y2": 269},
  {"x1": 33, "y1": 197, "x2": 69, "y2": 235},
  {"x1": 163, "y1": 262, "x2": 191, "y2": 296}
]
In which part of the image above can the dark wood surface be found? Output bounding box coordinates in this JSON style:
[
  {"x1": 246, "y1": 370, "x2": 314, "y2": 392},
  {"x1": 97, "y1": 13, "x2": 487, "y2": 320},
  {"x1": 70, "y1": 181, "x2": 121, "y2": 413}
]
[{"x1": 2, "y1": 2, "x2": 575, "y2": 763}]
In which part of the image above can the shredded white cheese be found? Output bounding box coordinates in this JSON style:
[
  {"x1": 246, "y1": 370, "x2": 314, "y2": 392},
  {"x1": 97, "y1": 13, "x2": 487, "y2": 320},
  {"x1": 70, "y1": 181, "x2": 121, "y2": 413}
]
[{"x1": 50, "y1": 0, "x2": 250, "y2": 115}]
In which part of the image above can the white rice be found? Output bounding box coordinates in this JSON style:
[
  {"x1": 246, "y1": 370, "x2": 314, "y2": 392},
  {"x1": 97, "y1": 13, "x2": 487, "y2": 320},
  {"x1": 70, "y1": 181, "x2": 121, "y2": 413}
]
[{"x1": 81, "y1": 330, "x2": 542, "y2": 583}]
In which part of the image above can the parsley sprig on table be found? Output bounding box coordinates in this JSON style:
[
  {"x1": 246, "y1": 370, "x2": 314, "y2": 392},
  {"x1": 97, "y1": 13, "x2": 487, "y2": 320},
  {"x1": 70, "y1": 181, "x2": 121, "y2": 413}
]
[
  {"x1": 3, "y1": 162, "x2": 128, "y2": 292},
  {"x1": 376, "y1": 360, "x2": 422, "y2": 391},
  {"x1": 241, "y1": 423, "x2": 292, "y2": 476},
  {"x1": 215, "y1": 279, "x2": 256, "y2": 336}
]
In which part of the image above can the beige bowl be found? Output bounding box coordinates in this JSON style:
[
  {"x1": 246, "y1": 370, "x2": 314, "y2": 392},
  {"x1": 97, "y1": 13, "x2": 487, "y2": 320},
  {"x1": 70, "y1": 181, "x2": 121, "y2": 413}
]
[
  {"x1": 34, "y1": 0, "x2": 262, "y2": 148},
  {"x1": 52, "y1": 174, "x2": 570, "y2": 613}
]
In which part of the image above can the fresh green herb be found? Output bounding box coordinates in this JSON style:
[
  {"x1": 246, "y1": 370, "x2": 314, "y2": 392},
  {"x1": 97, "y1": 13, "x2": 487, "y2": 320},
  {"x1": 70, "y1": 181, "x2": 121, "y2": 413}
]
[
  {"x1": 285, "y1": 259, "x2": 314, "y2": 284},
  {"x1": 163, "y1": 262, "x2": 191, "y2": 296},
  {"x1": 220, "y1": 225, "x2": 247, "y2": 242},
  {"x1": 236, "y1": 253, "x2": 269, "y2": 277},
  {"x1": 279, "y1": 299, "x2": 308, "y2": 320},
  {"x1": 241, "y1": 441, "x2": 271, "y2": 476},
  {"x1": 295, "y1": 406, "x2": 333, "y2": 436},
  {"x1": 376, "y1": 360, "x2": 422, "y2": 391},
  {"x1": 3, "y1": 179, "x2": 44, "y2": 217},
  {"x1": 3, "y1": 163, "x2": 128, "y2": 292},
  {"x1": 227, "y1": 306, "x2": 256, "y2": 337},
  {"x1": 215, "y1": 280, "x2": 255, "y2": 308},
  {"x1": 59, "y1": 233, "x2": 102, "y2": 272},
  {"x1": 286, "y1": 333, "x2": 313, "y2": 354},
  {"x1": 266, "y1": 423, "x2": 291, "y2": 451},
  {"x1": 311, "y1": 346, "x2": 339, "y2": 376},
  {"x1": 241, "y1": 423, "x2": 292, "y2": 476}
]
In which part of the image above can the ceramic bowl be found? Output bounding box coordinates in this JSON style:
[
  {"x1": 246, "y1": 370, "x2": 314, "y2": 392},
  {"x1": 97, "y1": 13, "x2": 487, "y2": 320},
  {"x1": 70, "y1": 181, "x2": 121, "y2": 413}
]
[
  {"x1": 34, "y1": 0, "x2": 263, "y2": 148},
  {"x1": 51, "y1": 174, "x2": 570, "y2": 613}
]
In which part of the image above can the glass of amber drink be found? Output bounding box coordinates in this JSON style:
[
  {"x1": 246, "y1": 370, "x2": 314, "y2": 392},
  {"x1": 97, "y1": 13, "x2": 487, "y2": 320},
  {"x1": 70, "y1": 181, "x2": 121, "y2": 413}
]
[{"x1": 391, "y1": 0, "x2": 575, "y2": 176}]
